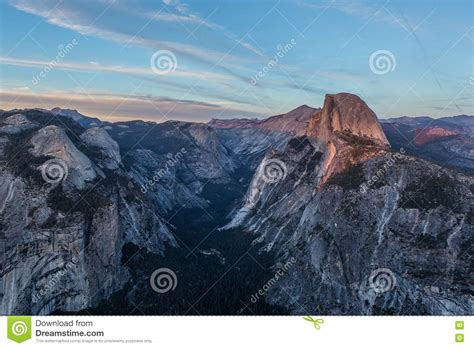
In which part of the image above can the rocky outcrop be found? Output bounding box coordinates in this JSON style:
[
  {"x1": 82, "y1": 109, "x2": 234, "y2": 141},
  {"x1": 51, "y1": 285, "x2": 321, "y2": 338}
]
[
  {"x1": 226, "y1": 142, "x2": 473, "y2": 315},
  {"x1": 51, "y1": 108, "x2": 101, "y2": 128},
  {"x1": 305, "y1": 93, "x2": 390, "y2": 186},
  {"x1": 307, "y1": 93, "x2": 389, "y2": 146},
  {"x1": 381, "y1": 114, "x2": 474, "y2": 174},
  {"x1": 0, "y1": 114, "x2": 36, "y2": 134},
  {"x1": 225, "y1": 93, "x2": 473, "y2": 315},
  {"x1": 0, "y1": 113, "x2": 176, "y2": 315},
  {"x1": 80, "y1": 127, "x2": 122, "y2": 170},
  {"x1": 30, "y1": 125, "x2": 96, "y2": 189}
]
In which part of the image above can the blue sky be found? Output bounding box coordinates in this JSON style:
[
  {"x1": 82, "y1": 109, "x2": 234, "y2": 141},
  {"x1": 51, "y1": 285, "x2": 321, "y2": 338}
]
[{"x1": 0, "y1": 0, "x2": 472, "y2": 122}]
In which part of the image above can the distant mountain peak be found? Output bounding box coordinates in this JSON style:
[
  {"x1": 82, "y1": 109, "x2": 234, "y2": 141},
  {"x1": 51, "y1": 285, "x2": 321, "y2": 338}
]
[
  {"x1": 209, "y1": 105, "x2": 318, "y2": 136},
  {"x1": 51, "y1": 107, "x2": 81, "y2": 117},
  {"x1": 307, "y1": 92, "x2": 389, "y2": 147},
  {"x1": 50, "y1": 107, "x2": 101, "y2": 127}
]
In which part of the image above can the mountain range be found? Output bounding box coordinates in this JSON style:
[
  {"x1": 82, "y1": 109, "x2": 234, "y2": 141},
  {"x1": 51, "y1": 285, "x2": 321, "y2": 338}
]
[{"x1": 0, "y1": 93, "x2": 472, "y2": 315}]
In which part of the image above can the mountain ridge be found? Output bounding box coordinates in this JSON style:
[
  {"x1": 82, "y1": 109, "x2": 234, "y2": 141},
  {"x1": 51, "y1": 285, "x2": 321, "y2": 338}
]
[{"x1": 0, "y1": 93, "x2": 472, "y2": 315}]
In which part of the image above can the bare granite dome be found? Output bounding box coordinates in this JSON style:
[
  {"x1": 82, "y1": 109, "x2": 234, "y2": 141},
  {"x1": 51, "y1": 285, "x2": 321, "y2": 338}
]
[{"x1": 307, "y1": 93, "x2": 389, "y2": 146}]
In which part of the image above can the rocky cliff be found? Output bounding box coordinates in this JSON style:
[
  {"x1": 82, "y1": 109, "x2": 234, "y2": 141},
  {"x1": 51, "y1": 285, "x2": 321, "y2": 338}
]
[
  {"x1": 0, "y1": 96, "x2": 472, "y2": 316},
  {"x1": 0, "y1": 109, "x2": 175, "y2": 315},
  {"x1": 224, "y1": 93, "x2": 473, "y2": 315}
]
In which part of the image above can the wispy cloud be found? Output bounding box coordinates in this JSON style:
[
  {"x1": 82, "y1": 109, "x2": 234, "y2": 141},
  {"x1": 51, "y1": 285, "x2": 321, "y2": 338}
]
[
  {"x1": 300, "y1": 0, "x2": 410, "y2": 30},
  {"x1": 155, "y1": 0, "x2": 220, "y2": 29},
  {"x1": 8, "y1": 0, "x2": 256, "y2": 81},
  {"x1": 144, "y1": 0, "x2": 266, "y2": 57},
  {"x1": 0, "y1": 56, "x2": 233, "y2": 82},
  {"x1": 0, "y1": 56, "x2": 267, "y2": 108},
  {"x1": 0, "y1": 89, "x2": 263, "y2": 122}
]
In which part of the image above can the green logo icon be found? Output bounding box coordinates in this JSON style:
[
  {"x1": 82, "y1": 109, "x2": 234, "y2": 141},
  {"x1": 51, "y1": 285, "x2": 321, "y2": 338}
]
[
  {"x1": 303, "y1": 315, "x2": 324, "y2": 330},
  {"x1": 455, "y1": 333, "x2": 464, "y2": 343},
  {"x1": 7, "y1": 316, "x2": 32, "y2": 343},
  {"x1": 456, "y1": 321, "x2": 464, "y2": 330}
]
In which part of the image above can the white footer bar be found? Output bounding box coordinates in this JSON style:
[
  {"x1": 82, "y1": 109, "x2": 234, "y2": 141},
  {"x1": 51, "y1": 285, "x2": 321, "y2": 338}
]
[{"x1": 0, "y1": 316, "x2": 470, "y2": 347}]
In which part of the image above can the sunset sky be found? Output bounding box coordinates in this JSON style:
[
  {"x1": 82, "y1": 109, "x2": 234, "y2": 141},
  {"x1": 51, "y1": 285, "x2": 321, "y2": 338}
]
[{"x1": 0, "y1": 0, "x2": 472, "y2": 122}]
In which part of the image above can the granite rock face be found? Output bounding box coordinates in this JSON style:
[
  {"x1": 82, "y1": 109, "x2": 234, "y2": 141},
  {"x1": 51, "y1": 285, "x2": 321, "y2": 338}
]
[
  {"x1": 0, "y1": 96, "x2": 472, "y2": 316},
  {"x1": 80, "y1": 127, "x2": 122, "y2": 170},
  {"x1": 381, "y1": 115, "x2": 474, "y2": 175},
  {"x1": 225, "y1": 93, "x2": 473, "y2": 315},
  {"x1": 229, "y1": 149, "x2": 473, "y2": 314},
  {"x1": 307, "y1": 93, "x2": 389, "y2": 146},
  {"x1": 30, "y1": 125, "x2": 97, "y2": 189},
  {"x1": 0, "y1": 111, "x2": 175, "y2": 315}
]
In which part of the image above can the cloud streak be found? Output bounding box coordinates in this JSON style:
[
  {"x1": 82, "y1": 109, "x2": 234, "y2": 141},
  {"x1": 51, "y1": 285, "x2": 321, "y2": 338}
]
[
  {"x1": 0, "y1": 56, "x2": 233, "y2": 82},
  {"x1": 8, "y1": 0, "x2": 256, "y2": 82},
  {"x1": 0, "y1": 89, "x2": 263, "y2": 122}
]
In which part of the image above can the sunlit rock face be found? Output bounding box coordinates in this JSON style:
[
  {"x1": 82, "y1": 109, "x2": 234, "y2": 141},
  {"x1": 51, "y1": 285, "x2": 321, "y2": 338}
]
[
  {"x1": 307, "y1": 93, "x2": 389, "y2": 146},
  {"x1": 303, "y1": 93, "x2": 390, "y2": 186},
  {"x1": 225, "y1": 93, "x2": 473, "y2": 315},
  {"x1": 30, "y1": 125, "x2": 97, "y2": 189}
]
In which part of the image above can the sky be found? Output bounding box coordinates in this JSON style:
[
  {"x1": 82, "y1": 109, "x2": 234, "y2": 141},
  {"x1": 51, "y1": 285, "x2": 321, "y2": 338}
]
[{"x1": 0, "y1": 0, "x2": 472, "y2": 122}]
